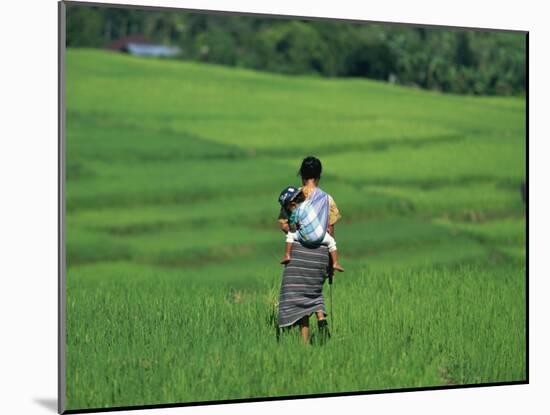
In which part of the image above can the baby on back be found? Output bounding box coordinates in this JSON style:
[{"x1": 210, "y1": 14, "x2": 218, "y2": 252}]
[{"x1": 278, "y1": 185, "x2": 344, "y2": 272}]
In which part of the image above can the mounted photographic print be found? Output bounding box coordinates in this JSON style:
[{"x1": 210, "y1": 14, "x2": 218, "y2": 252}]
[{"x1": 58, "y1": 1, "x2": 528, "y2": 413}]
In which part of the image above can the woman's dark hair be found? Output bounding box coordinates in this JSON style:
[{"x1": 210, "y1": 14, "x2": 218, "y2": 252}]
[{"x1": 298, "y1": 156, "x2": 322, "y2": 181}]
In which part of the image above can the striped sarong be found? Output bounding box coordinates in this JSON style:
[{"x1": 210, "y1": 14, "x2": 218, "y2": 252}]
[{"x1": 278, "y1": 242, "x2": 330, "y2": 327}]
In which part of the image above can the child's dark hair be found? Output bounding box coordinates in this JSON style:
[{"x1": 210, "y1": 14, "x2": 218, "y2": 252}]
[
  {"x1": 293, "y1": 191, "x2": 306, "y2": 204},
  {"x1": 298, "y1": 156, "x2": 322, "y2": 181},
  {"x1": 283, "y1": 190, "x2": 305, "y2": 212}
]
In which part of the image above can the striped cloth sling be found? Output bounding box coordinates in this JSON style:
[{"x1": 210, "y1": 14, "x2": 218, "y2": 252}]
[{"x1": 290, "y1": 187, "x2": 330, "y2": 247}]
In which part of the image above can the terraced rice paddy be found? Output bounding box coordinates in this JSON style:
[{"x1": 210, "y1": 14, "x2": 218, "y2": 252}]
[{"x1": 65, "y1": 49, "x2": 526, "y2": 411}]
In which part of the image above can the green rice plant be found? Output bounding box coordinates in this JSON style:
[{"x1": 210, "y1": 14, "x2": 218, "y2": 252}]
[{"x1": 64, "y1": 49, "x2": 526, "y2": 411}]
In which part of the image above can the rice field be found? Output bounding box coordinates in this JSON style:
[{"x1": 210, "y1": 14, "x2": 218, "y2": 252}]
[{"x1": 64, "y1": 49, "x2": 526, "y2": 411}]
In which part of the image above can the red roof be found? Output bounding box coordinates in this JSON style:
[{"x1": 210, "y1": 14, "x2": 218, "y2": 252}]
[{"x1": 106, "y1": 35, "x2": 151, "y2": 51}]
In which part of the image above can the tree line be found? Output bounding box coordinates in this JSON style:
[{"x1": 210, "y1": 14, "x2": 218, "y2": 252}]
[{"x1": 66, "y1": 4, "x2": 526, "y2": 96}]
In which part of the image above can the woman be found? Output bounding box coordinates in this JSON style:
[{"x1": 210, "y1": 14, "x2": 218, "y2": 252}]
[{"x1": 277, "y1": 156, "x2": 342, "y2": 344}]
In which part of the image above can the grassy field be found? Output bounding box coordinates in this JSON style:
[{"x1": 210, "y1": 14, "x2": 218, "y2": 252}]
[{"x1": 65, "y1": 49, "x2": 526, "y2": 410}]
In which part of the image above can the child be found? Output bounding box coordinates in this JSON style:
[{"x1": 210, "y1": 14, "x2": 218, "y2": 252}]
[{"x1": 278, "y1": 186, "x2": 344, "y2": 272}]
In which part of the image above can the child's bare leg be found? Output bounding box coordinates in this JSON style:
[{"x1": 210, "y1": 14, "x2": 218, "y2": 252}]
[
  {"x1": 280, "y1": 242, "x2": 293, "y2": 264},
  {"x1": 299, "y1": 315, "x2": 310, "y2": 344},
  {"x1": 316, "y1": 311, "x2": 325, "y2": 321},
  {"x1": 329, "y1": 250, "x2": 344, "y2": 272},
  {"x1": 323, "y1": 233, "x2": 344, "y2": 272}
]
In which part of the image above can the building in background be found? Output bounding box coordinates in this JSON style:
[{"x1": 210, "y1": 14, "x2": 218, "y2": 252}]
[{"x1": 106, "y1": 34, "x2": 180, "y2": 58}]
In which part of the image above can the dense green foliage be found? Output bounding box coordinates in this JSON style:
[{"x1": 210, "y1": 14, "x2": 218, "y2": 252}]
[
  {"x1": 66, "y1": 4, "x2": 526, "y2": 95},
  {"x1": 65, "y1": 49, "x2": 526, "y2": 411}
]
